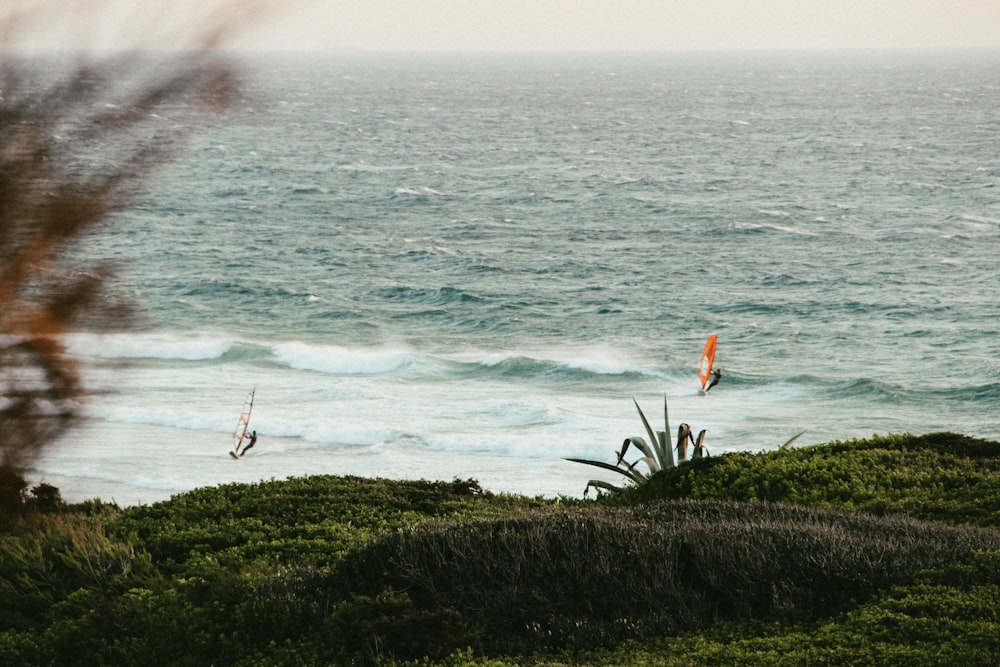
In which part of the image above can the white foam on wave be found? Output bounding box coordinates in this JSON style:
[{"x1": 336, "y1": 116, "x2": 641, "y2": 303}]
[
  {"x1": 272, "y1": 341, "x2": 417, "y2": 375},
  {"x1": 734, "y1": 221, "x2": 820, "y2": 237},
  {"x1": 956, "y1": 214, "x2": 1000, "y2": 229},
  {"x1": 257, "y1": 417, "x2": 403, "y2": 446},
  {"x1": 65, "y1": 333, "x2": 232, "y2": 361},
  {"x1": 449, "y1": 344, "x2": 653, "y2": 376},
  {"x1": 473, "y1": 400, "x2": 556, "y2": 427},
  {"x1": 82, "y1": 392, "x2": 405, "y2": 446},
  {"x1": 247, "y1": 395, "x2": 409, "y2": 445},
  {"x1": 394, "y1": 186, "x2": 445, "y2": 196},
  {"x1": 83, "y1": 402, "x2": 232, "y2": 434},
  {"x1": 413, "y1": 392, "x2": 626, "y2": 461},
  {"x1": 553, "y1": 347, "x2": 653, "y2": 375}
]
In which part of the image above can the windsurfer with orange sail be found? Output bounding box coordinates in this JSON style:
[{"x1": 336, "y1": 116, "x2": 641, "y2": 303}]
[{"x1": 698, "y1": 334, "x2": 721, "y2": 393}]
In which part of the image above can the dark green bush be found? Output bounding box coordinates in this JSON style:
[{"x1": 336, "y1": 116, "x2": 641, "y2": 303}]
[
  {"x1": 623, "y1": 433, "x2": 1000, "y2": 526},
  {"x1": 6, "y1": 436, "x2": 1000, "y2": 666},
  {"x1": 0, "y1": 514, "x2": 152, "y2": 632},
  {"x1": 331, "y1": 499, "x2": 1000, "y2": 657},
  {"x1": 560, "y1": 550, "x2": 1000, "y2": 667},
  {"x1": 326, "y1": 590, "x2": 482, "y2": 665},
  {"x1": 111, "y1": 475, "x2": 549, "y2": 573}
]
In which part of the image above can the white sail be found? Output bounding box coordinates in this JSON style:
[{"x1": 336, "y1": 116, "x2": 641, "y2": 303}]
[{"x1": 230, "y1": 388, "x2": 255, "y2": 458}]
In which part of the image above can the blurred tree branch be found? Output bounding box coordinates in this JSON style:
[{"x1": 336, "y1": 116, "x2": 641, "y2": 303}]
[{"x1": 0, "y1": 2, "x2": 252, "y2": 518}]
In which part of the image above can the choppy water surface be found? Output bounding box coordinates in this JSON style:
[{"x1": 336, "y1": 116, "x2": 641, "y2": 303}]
[{"x1": 32, "y1": 50, "x2": 1000, "y2": 504}]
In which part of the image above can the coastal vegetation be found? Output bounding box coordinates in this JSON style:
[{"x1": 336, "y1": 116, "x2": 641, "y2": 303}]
[
  {"x1": 2, "y1": 431, "x2": 1000, "y2": 665},
  {"x1": 566, "y1": 396, "x2": 697, "y2": 495},
  {"x1": 6, "y1": 6, "x2": 995, "y2": 665},
  {"x1": 3, "y1": 11, "x2": 999, "y2": 665},
  {"x1": 566, "y1": 396, "x2": 802, "y2": 495}
]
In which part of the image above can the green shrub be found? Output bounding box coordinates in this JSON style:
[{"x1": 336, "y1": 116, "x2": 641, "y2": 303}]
[
  {"x1": 111, "y1": 475, "x2": 549, "y2": 573},
  {"x1": 391, "y1": 553, "x2": 1000, "y2": 667},
  {"x1": 566, "y1": 397, "x2": 710, "y2": 495},
  {"x1": 331, "y1": 500, "x2": 1000, "y2": 657},
  {"x1": 0, "y1": 514, "x2": 151, "y2": 631},
  {"x1": 326, "y1": 589, "x2": 482, "y2": 665},
  {"x1": 622, "y1": 433, "x2": 1000, "y2": 526},
  {"x1": 6, "y1": 438, "x2": 1000, "y2": 666}
]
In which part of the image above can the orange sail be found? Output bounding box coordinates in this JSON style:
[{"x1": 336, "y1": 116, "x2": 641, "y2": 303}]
[{"x1": 698, "y1": 334, "x2": 717, "y2": 390}]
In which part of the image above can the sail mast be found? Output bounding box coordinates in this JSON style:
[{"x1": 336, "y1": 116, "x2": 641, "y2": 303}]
[{"x1": 231, "y1": 387, "x2": 255, "y2": 457}]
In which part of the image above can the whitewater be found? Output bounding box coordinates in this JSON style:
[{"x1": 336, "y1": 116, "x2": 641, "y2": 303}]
[{"x1": 28, "y1": 50, "x2": 1000, "y2": 505}]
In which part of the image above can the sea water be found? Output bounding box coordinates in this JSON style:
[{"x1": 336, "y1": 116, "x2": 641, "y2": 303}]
[{"x1": 29, "y1": 50, "x2": 1000, "y2": 505}]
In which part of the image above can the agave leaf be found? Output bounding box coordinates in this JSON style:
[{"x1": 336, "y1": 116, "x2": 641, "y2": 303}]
[
  {"x1": 676, "y1": 423, "x2": 691, "y2": 461},
  {"x1": 633, "y1": 397, "x2": 659, "y2": 458},
  {"x1": 677, "y1": 423, "x2": 691, "y2": 446},
  {"x1": 648, "y1": 395, "x2": 671, "y2": 467},
  {"x1": 780, "y1": 431, "x2": 806, "y2": 450},
  {"x1": 657, "y1": 430, "x2": 675, "y2": 469},
  {"x1": 662, "y1": 394, "x2": 672, "y2": 447},
  {"x1": 623, "y1": 456, "x2": 657, "y2": 477},
  {"x1": 616, "y1": 438, "x2": 631, "y2": 464},
  {"x1": 585, "y1": 479, "x2": 624, "y2": 495},
  {"x1": 623, "y1": 436, "x2": 657, "y2": 465},
  {"x1": 565, "y1": 457, "x2": 644, "y2": 484},
  {"x1": 693, "y1": 429, "x2": 708, "y2": 458}
]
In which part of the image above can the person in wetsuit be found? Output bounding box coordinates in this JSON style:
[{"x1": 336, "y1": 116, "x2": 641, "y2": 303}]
[
  {"x1": 240, "y1": 430, "x2": 258, "y2": 456},
  {"x1": 705, "y1": 369, "x2": 722, "y2": 393}
]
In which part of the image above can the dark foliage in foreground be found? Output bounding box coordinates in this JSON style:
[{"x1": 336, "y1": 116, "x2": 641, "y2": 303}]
[
  {"x1": 332, "y1": 500, "x2": 1000, "y2": 658},
  {"x1": 110, "y1": 475, "x2": 546, "y2": 573},
  {"x1": 0, "y1": 477, "x2": 549, "y2": 665},
  {"x1": 2, "y1": 434, "x2": 1000, "y2": 665},
  {"x1": 0, "y1": 15, "x2": 239, "y2": 520},
  {"x1": 535, "y1": 550, "x2": 1000, "y2": 667},
  {"x1": 619, "y1": 432, "x2": 1000, "y2": 526}
]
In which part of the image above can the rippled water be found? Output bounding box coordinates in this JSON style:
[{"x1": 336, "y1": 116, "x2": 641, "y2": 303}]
[{"x1": 31, "y1": 50, "x2": 1000, "y2": 505}]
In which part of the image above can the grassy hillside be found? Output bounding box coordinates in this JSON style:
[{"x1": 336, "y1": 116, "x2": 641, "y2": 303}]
[
  {"x1": 1, "y1": 433, "x2": 999, "y2": 665},
  {"x1": 621, "y1": 432, "x2": 1000, "y2": 525}
]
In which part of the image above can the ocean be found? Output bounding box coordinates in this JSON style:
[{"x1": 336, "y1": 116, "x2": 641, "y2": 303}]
[{"x1": 30, "y1": 49, "x2": 1000, "y2": 505}]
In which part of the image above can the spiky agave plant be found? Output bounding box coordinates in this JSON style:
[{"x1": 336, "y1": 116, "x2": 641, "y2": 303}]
[{"x1": 567, "y1": 396, "x2": 708, "y2": 495}]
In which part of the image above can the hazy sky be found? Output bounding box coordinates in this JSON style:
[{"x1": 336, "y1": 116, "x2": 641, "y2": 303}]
[
  {"x1": 252, "y1": 1, "x2": 1000, "y2": 52},
  {"x1": 9, "y1": 0, "x2": 1000, "y2": 52}
]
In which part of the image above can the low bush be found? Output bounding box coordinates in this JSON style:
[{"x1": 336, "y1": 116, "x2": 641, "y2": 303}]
[
  {"x1": 111, "y1": 475, "x2": 552, "y2": 572},
  {"x1": 622, "y1": 432, "x2": 1000, "y2": 526},
  {"x1": 494, "y1": 550, "x2": 1000, "y2": 667},
  {"x1": 331, "y1": 499, "x2": 1000, "y2": 658},
  {"x1": 5, "y1": 435, "x2": 1000, "y2": 665},
  {"x1": 0, "y1": 513, "x2": 151, "y2": 632}
]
